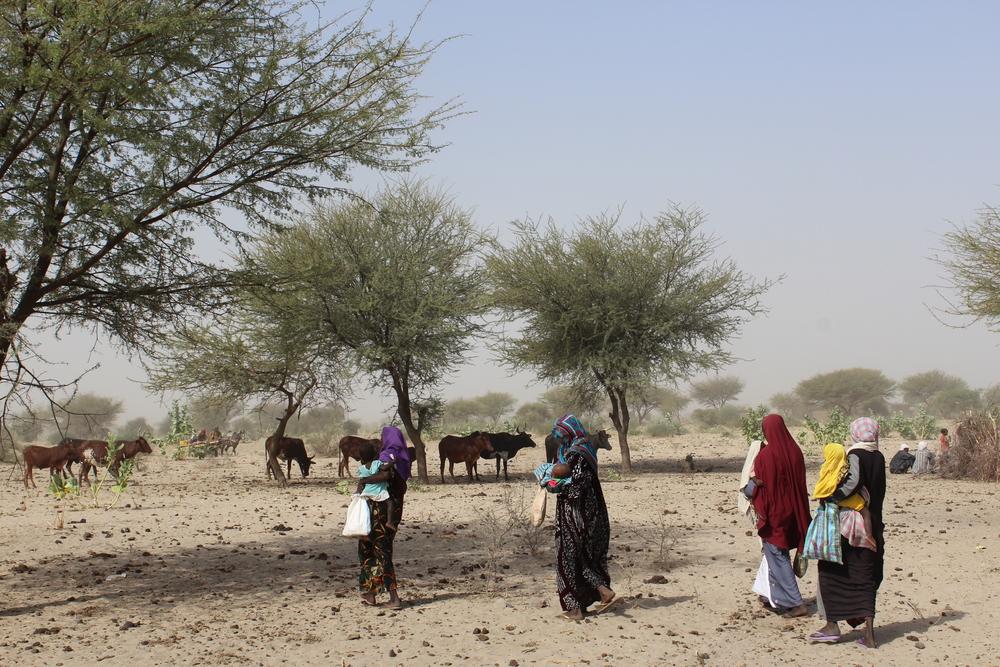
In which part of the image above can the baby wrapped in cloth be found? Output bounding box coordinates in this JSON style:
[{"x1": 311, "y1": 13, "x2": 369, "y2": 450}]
[{"x1": 813, "y1": 443, "x2": 877, "y2": 551}]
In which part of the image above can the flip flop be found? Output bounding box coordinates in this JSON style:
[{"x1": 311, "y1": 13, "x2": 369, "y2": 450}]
[
  {"x1": 808, "y1": 632, "x2": 840, "y2": 644},
  {"x1": 592, "y1": 597, "x2": 620, "y2": 615}
]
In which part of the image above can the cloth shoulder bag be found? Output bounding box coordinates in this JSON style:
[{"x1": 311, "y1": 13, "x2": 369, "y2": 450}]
[
  {"x1": 342, "y1": 494, "x2": 372, "y2": 538},
  {"x1": 531, "y1": 485, "x2": 548, "y2": 527},
  {"x1": 801, "y1": 500, "x2": 843, "y2": 564}
]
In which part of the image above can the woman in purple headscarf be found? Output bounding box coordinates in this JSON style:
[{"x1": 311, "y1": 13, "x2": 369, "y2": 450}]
[{"x1": 355, "y1": 426, "x2": 413, "y2": 609}]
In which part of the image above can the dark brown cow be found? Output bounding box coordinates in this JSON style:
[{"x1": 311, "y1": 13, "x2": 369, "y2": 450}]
[
  {"x1": 337, "y1": 436, "x2": 382, "y2": 477},
  {"x1": 265, "y1": 436, "x2": 314, "y2": 479},
  {"x1": 544, "y1": 429, "x2": 613, "y2": 463},
  {"x1": 438, "y1": 433, "x2": 495, "y2": 483},
  {"x1": 22, "y1": 443, "x2": 81, "y2": 489},
  {"x1": 74, "y1": 437, "x2": 153, "y2": 484}
]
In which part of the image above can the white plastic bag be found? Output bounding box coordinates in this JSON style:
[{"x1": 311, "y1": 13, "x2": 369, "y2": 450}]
[{"x1": 342, "y1": 494, "x2": 371, "y2": 538}]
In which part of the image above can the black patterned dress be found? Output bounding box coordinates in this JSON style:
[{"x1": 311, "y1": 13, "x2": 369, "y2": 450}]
[{"x1": 555, "y1": 451, "x2": 611, "y2": 611}]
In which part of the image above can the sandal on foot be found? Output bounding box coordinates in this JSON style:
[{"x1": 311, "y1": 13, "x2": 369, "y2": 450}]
[
  {"x1": 592, "y1": 597, "x2": 621, "y2": 615},
  {"x1": 808, "y1": 631, "x2": 840, "y2": 643}
]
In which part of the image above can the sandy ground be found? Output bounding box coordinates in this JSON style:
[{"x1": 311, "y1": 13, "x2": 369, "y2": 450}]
[{"x1": 1, "y1": 433, "x2": 998, "y2": 667}]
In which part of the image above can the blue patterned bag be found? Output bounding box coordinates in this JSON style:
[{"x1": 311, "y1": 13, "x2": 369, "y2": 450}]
[{"x1": 802, "y1": 501, "x2": 842, "y2": 564}]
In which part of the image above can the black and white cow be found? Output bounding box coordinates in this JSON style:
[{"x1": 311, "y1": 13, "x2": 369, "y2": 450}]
[{"x1": 477, "y1": 431, "x2": 537, "y2": 481}]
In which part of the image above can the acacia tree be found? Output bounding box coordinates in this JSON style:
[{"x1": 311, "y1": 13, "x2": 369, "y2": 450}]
[
  {"x1": 0, "y1": 0, "x2": 454, "y2": 451},
  {"x1": 146, "y1": 279, "x2": 347, "y2": 485},
  {"x1": 488, "y1": 206, "x2": 771, "y2": 474},
  {"x1": 795, "y1": 368, "x2": 895, "y2": 415},
  {"x1": 253, "y1": 182, "x2": 487, "y2": 483},
  {"x1": 938, "y1": 205, "x2": 1000, "y2": 330},
  {"x1": 690, "y1": 376, "x2": 744, "y2": 409},
  {"x1": 899, "y1": 370, "x2": 969, "y2": 407},
  {"x1": 631, "y1": 385, "x2": 688, "y2": 426}
]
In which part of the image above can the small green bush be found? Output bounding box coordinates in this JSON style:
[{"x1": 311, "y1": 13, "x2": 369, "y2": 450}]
[
  {"x1": 692, "y1": 405, "x2": 743, "y2": 428},
  {"x1": 646, "y1": 417, "x2": 683, "y2": 438}
]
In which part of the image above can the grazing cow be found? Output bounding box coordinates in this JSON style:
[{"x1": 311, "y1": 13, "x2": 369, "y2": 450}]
[
  {"x1": 75, "y1": 437, "x2": 153, "y2": 484},
  {"x1": 477, "y1": 431, "x2": 537, "y2": 481},
  {"x1": 338, "y1": 436, "x2": 382, "y2": 477},
  {"x1": 22, "y1": 443, "x2": 81, "y2": 489},
  {"x1": 438, "y1": 433, "x2": 494, "y2": 483},
  {"x1": 265, "y1": 436, "x2": 315, "y2": 479},
  {"x1": 545, "y1": 429, "x2": 614, "y2": 463}
]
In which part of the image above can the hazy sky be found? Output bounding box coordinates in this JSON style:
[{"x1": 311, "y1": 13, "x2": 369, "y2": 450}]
[{"x1": 39, "y1": 1, "x2": 1000, "y2": 424}]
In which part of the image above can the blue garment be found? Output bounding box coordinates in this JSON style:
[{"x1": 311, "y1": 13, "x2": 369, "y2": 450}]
[
  {"x1": 533, "y1": 462, "x2": 572, "y2": 493},
  {"x1": 358, "y1": 461, "x2": 389, "y2": 500},
  {"x1": 762, "y1": 541, "x2": 804, "y2": 609}
]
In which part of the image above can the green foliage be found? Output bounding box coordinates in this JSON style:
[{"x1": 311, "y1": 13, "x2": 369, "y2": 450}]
[
  {"x1": 876, "y1": 408, "x2": 938, "y2": 440},
  {"x1": 692, "y1": 405, "x2": 744, "y2": 428},
  {"x1": 48, "y1": 472, "x2": 80, "y2": 501},
  {"x1": 341, "y1": 419, "x2": 363, "y2": 436},
  {"x1": 795, "y1": 368, "x2": 895, "y2": 415},
  {"x1": 631, "y1": 385, "x2": 689, "y2": 426},
  {"x1": 646, "y1": 417, "x2": 684, "y2": 438},
  {"x1": 801, "y1": 409, "x2": 850, "y2": 446},
  {"x1": 487, "y1": 205, "x2": 771, "y2": 472},
  {"x1": 900, "y1": 371, "x2": 968, "y2": 406},
  {"x1": 513, "y1": 401, "x2": 551, "y2": 435},
  {"x1": 911, "y1": 407, "x2": 938, "y2": 439},
  {"x1": 740, "y1": 405, "x2": 769, "y2": 444},
  {"x1": 690, "y1": 376, "x2": 744, "y2": 409},
  {"x1": 48, "y1": 393, "x2": 124, "y2": 440},
  {"x1": 770, "y1": 392, "x2": 808, "y2": 425},
  {"x1": 252, "y1": 182, "x2": 488, "y2": 481},
  {"x1": 442, "y1": 392, "x2": 517, "y2": 431},
  {"x1": 119, "y1": 417, "x2": 154, "y2": 440},
  {"x1": 939, "y1": 204, "x2": 1000, "y2": 331},
  {"x1": 982, "y1": 384, "x2": 1000, "y2": 410},
  {"x1": 0, "y1": 0, "x2": 456, "y2": 399},
  {"x1": 928, "y1": 386, "x2": 980, "y2": 418}
]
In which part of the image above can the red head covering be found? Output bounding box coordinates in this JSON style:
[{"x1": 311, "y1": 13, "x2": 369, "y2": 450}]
[{"x1": 751, "y1": 414, "x2": 811, "y2": 551}]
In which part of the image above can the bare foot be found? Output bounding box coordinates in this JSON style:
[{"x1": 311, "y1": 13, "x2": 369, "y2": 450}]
[
  {"x1": 386, "y1": 523, "x2": 397, "y2": 533},
  {"x1": 782, "y1": 604, "x2": 810, "y2": 618},
  {"x1": 859, "y1": 618, "x2": 877, "y2": 648},
  {"x1": 597, "y1": 585, "x2": 616, "y2": 605},
  {"x1": 562, "y1": 609, "x2": 585, "y2": 621},
  {"x1": 360, "y1": 592, "x2": 377, "y2": 606}
]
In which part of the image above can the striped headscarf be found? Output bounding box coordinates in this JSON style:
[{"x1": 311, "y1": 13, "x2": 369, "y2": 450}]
[{"x1": 552, "y1": 414, "x2": 598, "y2": 469}]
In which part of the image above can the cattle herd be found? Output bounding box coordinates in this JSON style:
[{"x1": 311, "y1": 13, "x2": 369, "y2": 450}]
[{"x1": 20, "y1": 425, "x2": 614, "y2": 490}]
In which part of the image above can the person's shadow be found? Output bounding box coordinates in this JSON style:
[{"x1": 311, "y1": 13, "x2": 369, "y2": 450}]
[{"x1": 873, "y1": 610, "x2": 966, "y2": 645}]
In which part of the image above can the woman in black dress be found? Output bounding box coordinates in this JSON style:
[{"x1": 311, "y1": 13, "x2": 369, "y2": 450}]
[
  {"x1": 549, "y1": 414, "x2": 615, "y2": 620},
  {"x1": 811, "y1": 417, "x2": 887, "y2": 648}
]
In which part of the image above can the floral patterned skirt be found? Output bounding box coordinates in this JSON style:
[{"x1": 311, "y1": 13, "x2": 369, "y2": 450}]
[{"x1": 359, "y1": 499, "x2": 397, "y2": 593}]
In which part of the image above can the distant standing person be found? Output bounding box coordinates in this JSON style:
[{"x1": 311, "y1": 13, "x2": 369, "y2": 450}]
[
  {"x1": 743, "y1": 414, "x2": 811, "y2": 618},
  {"x1": 939, "y1": 428, "x2": 951, "y2": 457},
  {"x1": 810, "y1": 417, "x2": 887, "y2": 648},
  {"x1": 889, "y1": 444, "x2": 915, "y2": 474},
  {"x1": 911, "y1": 441, "x2": 935, "y2": 475},
  {"x1": 547, "y1": 414, "x2": 615, "y2": 620}
]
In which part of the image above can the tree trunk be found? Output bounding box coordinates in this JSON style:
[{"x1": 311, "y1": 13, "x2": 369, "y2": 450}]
[
  {"x1": 606, "y1": 385, "x2": 633, "y2": 475},
  {"x1": 389, "y1": 372, "x2": 428, "y2": 483},
  {"x1": 265, "y1": 398, "x2": 298, "y2": 486}
]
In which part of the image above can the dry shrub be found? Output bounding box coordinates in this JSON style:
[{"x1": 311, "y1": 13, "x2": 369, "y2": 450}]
[{"x1": 941, "y1": 412, "x2": 1000, "y2": 482}]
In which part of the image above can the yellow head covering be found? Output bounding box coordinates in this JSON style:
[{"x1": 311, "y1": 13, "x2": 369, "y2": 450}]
[
  {"x1": 812, "y1": 442, "x2": 865, "y2": 510},
  {"x1": 813, "y1": 443, "x2": 848, "y2": 499}
]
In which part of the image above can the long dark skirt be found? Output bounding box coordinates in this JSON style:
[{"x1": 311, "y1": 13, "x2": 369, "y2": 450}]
[
  {"x1": 358, "y1": 499, "x2": 397, "y2": 594},
  {"x1": 818, "y1": 537, "x2": 884, "y2": 621},
  {"x1": 555, "y1": 454, "x2": 611, "y2": 612}
]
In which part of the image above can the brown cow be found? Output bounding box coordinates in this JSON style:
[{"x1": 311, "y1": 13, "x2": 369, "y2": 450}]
[
  {"x1": 544, "y1": 429, "x2": 613, "y2": 463},
  {"x1": 338, "y1": 435, "x2": 382, "y2": 477},
  {"x1": 75, "y1": 437, "x2": 153, "y2": 484},
  {"x1": 23, "y1": 443, "x2": 81, "y2": 489},
  {"x1": 265, "y1": 436, "x2": 314, "y2": 479},
  {"x1": 438, "y1": 433, "x2": 495, "y2": 483}
]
